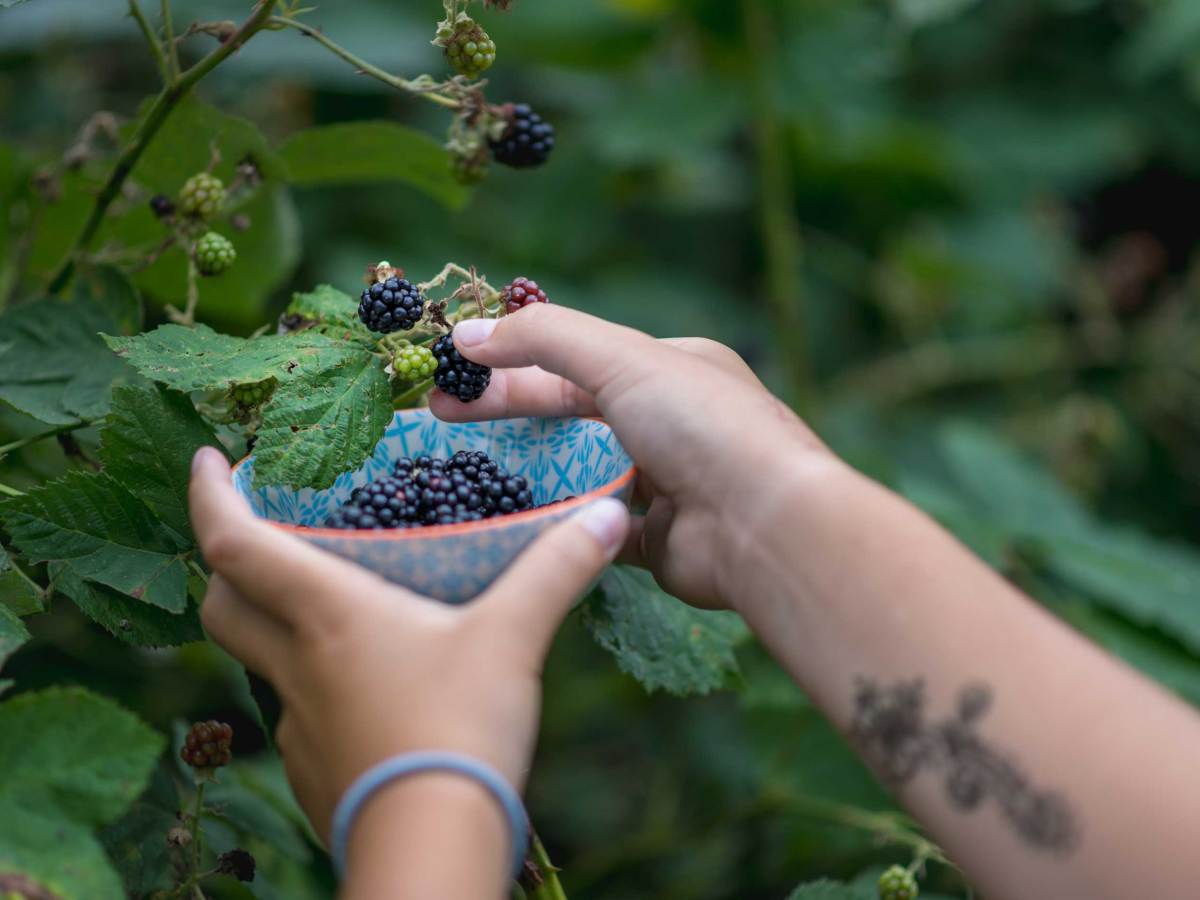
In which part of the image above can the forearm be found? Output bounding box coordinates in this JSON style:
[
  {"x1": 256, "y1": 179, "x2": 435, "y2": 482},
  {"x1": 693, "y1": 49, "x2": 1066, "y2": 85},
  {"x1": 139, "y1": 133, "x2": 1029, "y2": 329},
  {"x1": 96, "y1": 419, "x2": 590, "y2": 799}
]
[
  {"x1": 729, "y1": 456, "x2": 1200, "y2": 899},
  {"x1": 340, "y1": 774, "x2": 509, "y2": 900}
]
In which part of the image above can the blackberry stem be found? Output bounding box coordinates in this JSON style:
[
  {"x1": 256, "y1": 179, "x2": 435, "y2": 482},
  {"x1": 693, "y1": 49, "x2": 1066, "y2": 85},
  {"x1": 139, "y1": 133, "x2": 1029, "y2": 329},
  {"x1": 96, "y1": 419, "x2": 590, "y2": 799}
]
[
  {"x1": 267, "y1": 17, "x2": 463, "y2": 110},
  {"x1": 161, "y1": 0, "x2": 181, "y2": 82},
  {"x1": 526, "y1": 832, "x2": 568, "y2": 900},
  {"x1": 47, "y1": 0, "x2": 279, "y2": 294},
  {"x1": 188, "y1": 780, "x2": 205, "y2": 888},
  {"x1": 128, "y1": 0, "x2": 169, "y2": 84}
]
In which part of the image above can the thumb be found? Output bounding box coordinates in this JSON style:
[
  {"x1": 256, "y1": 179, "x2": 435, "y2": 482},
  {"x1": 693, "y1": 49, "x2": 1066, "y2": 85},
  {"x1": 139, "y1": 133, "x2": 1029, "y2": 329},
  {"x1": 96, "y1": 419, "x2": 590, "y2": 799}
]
[{"x1": 474, "y1": 498, "x2": 629, "y2": 658}]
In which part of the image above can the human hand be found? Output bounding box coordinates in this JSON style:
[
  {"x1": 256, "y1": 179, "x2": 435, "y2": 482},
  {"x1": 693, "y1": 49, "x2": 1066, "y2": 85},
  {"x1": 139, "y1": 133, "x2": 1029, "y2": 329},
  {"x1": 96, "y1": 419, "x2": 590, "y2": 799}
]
[
  {"x1": 429, "y1": 305, "x2": 836, "y2": 610},
  {"x1": 188, "y1": 446, "x2": 629, "y2": 842}
]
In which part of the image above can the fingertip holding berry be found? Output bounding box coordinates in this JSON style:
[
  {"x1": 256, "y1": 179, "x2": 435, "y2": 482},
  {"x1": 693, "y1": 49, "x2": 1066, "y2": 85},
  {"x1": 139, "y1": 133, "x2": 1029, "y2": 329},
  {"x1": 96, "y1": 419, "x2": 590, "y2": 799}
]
[
  {"x1": 359, "y1": 276, "x2": 426, "y2": 334},
  {"x1": 195, "y1": 232, "x2": 236, "y2": 276},
  {"x1": 432, "y1": 331, "x2": 492, "y2": 402},
  {"x1": 178, "y1": 172, "x2": 226, "y2": 221},
  {"x1": 180, "y1": 720, "x2": 234, "y2": 773},
  {"x1": 501, "y1": 277, "x2": 549, "y2": 314},
  {"x1": 489, "y1": 103, "x2": 555, "y2": 169},
  {"x1": 878, "y1": 865, "x2": 919, "y2": 900}
]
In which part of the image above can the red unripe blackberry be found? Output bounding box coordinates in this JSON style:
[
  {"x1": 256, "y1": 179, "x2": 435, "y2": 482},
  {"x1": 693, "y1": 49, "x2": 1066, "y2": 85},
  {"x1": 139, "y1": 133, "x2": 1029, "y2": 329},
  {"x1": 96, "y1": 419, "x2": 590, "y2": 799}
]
[
  {"x1": 180, "y1": 720, "x2": 233, "y2": 771},
  {"x1": 501, "y1": 277, "x2": 549, "y2": 314},
  {"x1": 432, "y1": 331, "x2": 491, "y2": 402}
]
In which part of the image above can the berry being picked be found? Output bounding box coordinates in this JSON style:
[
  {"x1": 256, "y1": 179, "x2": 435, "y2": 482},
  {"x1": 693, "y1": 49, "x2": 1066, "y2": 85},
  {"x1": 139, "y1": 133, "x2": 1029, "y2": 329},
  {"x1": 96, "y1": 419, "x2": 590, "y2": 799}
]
[
  {"x1": 432, "y1": 331, "x2": 491, "y2": 402},
  {"x1": 324, "y1": 450, "x2": 538, "y2": 530},
  {"x1": 149, "y1": 193, "x2": 175, "y2": 219},
  {"x1": 180, "y1": 720, "x2": 233, "y2": 772},
  {"x1": 501, "y1": 277, "x2": 550, "y2": 314},
  {"x1": 195, "y1": 231, "x2": 236, "y2": 276},
  {"x1": 489, "y1": 103, "x2": 555, "y2": 169},
  {"x1": 442, "y1": 16, "x2": 496, "y2": 79},
  {"x1": 178, "y1": 172, "x2": 226, "y2": 220},
  {"x1": 230, "y1": 377, "x2": 277, "y2": 408},
  {"x1": 392, "y1": 344, "x2": 437, "y2": 382},
  {"x1": 877, "y1": 865, "x2": 919, "y2": 900},
  {"x1": 359, "y1": 276, "x2": 426, "y2": 334},
  {"x1": 216, "y1": 848, "x2": 256, "y2": 883}
]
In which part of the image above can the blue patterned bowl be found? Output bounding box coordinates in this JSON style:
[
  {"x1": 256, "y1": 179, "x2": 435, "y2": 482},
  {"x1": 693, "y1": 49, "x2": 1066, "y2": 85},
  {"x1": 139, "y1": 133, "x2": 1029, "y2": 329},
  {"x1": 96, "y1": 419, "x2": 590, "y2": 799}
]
[{"x1": 232, "y1": 410, "x2": 635, "y2": 603}]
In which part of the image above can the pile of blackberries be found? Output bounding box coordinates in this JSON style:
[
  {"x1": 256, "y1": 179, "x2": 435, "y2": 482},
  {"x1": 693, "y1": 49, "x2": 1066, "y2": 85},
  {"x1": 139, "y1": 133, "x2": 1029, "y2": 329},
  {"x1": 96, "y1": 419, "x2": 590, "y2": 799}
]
[{"x1": 324, "y1": 450, "x2": 565, "y2": 530}]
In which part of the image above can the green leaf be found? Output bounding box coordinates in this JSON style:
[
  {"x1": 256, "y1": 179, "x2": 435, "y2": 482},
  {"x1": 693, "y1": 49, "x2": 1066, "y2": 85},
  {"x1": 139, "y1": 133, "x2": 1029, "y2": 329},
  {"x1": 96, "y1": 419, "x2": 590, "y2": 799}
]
[
  {"x1": 105, "y1": 324, "x2": 358, "y2": 393},
  {"x1": 1, "y1": 472, "x2": 191, "y2": 612},
  {"x1": 0, "y1": 602, "x2": 29, "y2": 673},
  {"x1": 254, "y1": 347, "x2": 391, "y2": 489},
  {"x1": 0, "y1": 545, "x2": 42, "y2": 616},
  {"x1": 0, "y1": 295, "x2": 131, "y2": 424},
  {"x1": 285, "y1": 283, "x2": 374, "y2": 343},
  {"x1": 73, "y1": 264, "x2": 144, "y2": 334},
  {"x1": 0, "y1": 687, "x2": 164, "y2": 900},
  {"x1": 54, "y1": 566, "x2": 203, "y2": 649},
  {"x1": 583, "y1": 566, "x2": 748, "y2": 696},
  {"x1": 279, "y1": 122, "x2": 469, "y2": 210},
  {"x1": 785, "y1": 880, "x2": 867, "y2": 900},
  {"x1": 100, "y1": 384, "x2": 228, "y2": 542}
]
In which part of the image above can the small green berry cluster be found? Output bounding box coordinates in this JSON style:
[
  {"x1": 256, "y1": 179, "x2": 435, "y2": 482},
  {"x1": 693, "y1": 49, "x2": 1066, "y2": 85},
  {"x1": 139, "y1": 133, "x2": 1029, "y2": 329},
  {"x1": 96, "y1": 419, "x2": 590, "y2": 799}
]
[
  {"x1": 178, "y1": 172, "x2": 226, "y2": 221},
  {"x1": 439, "y1": 16, "x2": 496, "y2": 79},
  {"x1": 195, "y1": 231, "x2": 237, "y2": 276},
  {"x1": 392, "y1": 344, "x2": 437, "y2": 382},
  {"x1": 878, "y1": 865, "x2": 919, "y2": 900},
  {"x1": 230, "y1": 377, "x2": 276, "y2": 408}
]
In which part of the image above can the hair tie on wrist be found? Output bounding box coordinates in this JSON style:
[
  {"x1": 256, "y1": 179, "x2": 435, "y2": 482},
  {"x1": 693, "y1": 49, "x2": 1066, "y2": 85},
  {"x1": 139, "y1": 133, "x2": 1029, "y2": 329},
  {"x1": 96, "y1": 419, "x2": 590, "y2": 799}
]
[{"x1": 330, "y1": 751, "x2": 529, "y2": 881}]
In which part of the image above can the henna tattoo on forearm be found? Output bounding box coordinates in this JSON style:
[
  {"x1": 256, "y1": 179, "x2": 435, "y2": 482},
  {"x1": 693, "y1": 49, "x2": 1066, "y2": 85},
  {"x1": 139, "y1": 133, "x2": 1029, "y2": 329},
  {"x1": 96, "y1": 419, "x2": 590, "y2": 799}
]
[{"x1": 849, "y1": 677, "x2": 1080, "y2": 854}]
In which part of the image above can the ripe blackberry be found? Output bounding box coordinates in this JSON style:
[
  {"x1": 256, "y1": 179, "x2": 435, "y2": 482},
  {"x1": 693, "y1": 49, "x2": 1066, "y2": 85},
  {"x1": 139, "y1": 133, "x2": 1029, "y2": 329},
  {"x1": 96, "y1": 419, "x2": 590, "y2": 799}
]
[
  {"x1": 489, "y1": 103, "x2": 555, "y2": 169},
  {"x1": 180, "y1": 720, "x2": 233, "y2": 772},
  {"x1": 231, "y1": 377, "x2": 276, "y2": 408},
  {"x1": 359, "y1": 277, "x2": 426, "y2": 334},
  {"x1": 442, "y1": 17, "x2": 496, "y2": 79},
  {"x1": 501, "y1": 277, "x2": 550, "y2": 314},
  {"x1": 216, "y1": 848, "x2": 256, "y2": 883},
  {"x1": 149, "y1": 193, "x2": 175, "y2": 219},
  {"x1": 393, "y1": 344, "x2": 437, "y2": 382},
  {"x1": 877, "y1": 865, "x2": 919, "y2": 900},
  {"x1": 178, "y1": 172, "x2": 226, "y2": 220},
  {"x1": 432, "y1": 331, "x2": 491, "y2": 402},
  {"x1": 195, "y1": 232, "x2": 236, "y2": 276}
]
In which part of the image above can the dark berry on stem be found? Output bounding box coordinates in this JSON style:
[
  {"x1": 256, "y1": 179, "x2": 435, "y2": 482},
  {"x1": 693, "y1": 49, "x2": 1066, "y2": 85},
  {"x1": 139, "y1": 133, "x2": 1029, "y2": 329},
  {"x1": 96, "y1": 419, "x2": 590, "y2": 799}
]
[
  {"x1": 502, "y1": 276, "x2": 550, "y2": 314},
  {"x1": 180, "y1": 720, "x2": 233, "y2": 771},
  {"x1": 359, "y1": 277, "x2": 426, "y2": 333},
  {"x1": 217, "y1": 848, "x2": 257, "y2": 883},
  {"x1": 490, "y1": 103, "x2": 555, "y2": 169},
  {"x1": 432, "y1": 332, "x2": 491, "y2": 402},
  {"x1": 149, "y1": 194, "x2": 175, "y2": 219}
]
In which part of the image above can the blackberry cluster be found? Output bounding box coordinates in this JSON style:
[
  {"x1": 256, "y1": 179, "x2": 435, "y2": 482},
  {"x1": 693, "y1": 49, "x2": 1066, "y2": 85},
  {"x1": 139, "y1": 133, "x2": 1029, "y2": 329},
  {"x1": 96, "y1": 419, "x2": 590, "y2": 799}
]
[
  {"x1": 443, "y1": 17, "x2": 496, "y2": 78},
  {"x1": 432, "y1": 331, "x2": 491, "y2": 402},
  {"x1": 877, "y1": 865, "x2": 919, "y2": 900},
  {"x1": 489, "y1": 104, "x2": 555, "y2": 169},
  {"x1": 179, "y1": 172, "x2": 226, "y2": 220},
  {"x1": 359, "y1": 277, "x2": 426, "y2": 334},
  {"x1": 216, "y1": 849, "x2": 256, "y2": 883},
  {"x1": 324, "y1": 451, "x2": 537, "y2": 529},
  {"x1": 502, "y1": 276, "x2": 550, "y2": 314},
  {"x1": 180, "y1": 720, "x2": 233, "y2": 772},
  {"x1": 231, "y1": 377, "x2": 276, "y2": 407},
  {"x1": 195, "y1": 232, "x2": 236, "y2": 276},
  {"x1": 392, "y1": 344, "x2": 437, "y2": 382}
]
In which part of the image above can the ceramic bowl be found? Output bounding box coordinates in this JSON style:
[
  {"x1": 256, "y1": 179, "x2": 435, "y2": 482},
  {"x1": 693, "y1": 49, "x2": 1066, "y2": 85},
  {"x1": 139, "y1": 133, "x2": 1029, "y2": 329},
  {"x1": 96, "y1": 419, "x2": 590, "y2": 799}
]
[{"x1": 232, "y1": 409, "x2": 635, "y2": 603}]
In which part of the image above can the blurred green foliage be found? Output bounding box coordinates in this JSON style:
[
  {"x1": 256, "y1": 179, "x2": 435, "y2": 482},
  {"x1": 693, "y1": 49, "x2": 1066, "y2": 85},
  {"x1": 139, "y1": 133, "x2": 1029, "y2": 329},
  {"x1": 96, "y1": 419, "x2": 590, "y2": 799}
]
[{"x1": 1, "y1": 0, "x2": 1199, "y2": 897}]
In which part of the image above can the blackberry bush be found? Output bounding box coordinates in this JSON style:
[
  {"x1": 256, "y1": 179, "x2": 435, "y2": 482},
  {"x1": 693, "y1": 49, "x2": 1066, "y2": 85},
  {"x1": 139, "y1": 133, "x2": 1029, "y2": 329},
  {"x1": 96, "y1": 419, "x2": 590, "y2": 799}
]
[
  {"x1": 432, "y1": 331, "x2": 492, "y2": 401},
  {"x1": 359, "y1": 276, "x2": 426, "y2": 333},
  {"x1": 194, "y1": 231, "x2": 236, "y2": 276},
  {"x1": 178, "y1": 172, "x2": 226, "y2": 220},
  {"x1": 490, "y1": 103, "x2": 555, "y2": 168}
]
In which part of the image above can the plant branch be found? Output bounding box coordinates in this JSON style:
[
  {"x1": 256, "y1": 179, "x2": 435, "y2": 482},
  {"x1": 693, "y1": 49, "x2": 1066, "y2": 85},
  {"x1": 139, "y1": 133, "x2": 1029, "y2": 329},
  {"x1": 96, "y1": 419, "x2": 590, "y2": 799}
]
[
  {"x1": 267, "y1": 16, "x2": 462, "y2": 109},
  {"x1": 161, "y1": 0, "x2": 181, "y2": 80},
  {"x1": 0, "y1": 421, "x2": 95, "y2": 459},
  {"x1": 525, "y1": 832, "x2": 568, "y2": 900},
  {"x1": 129, "y1": 0, "x2": 169, "y2": 83},
  {"x1": 47, "y1": 0, "x2": 279, "y2": 295}
]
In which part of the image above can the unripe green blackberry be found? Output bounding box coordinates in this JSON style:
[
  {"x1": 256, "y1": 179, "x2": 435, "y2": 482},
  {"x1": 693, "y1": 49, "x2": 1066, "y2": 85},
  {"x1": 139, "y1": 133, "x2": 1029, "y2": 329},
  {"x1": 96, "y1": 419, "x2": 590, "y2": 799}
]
[
  {"x1": 878, "y1": 865, "x2": 919, "y2": 900},
  {"x1": 195, "y1": 232, "x2": 236, "y2": 276},
  {"x1": 180, "y1": 720, "x2": 233, "y2": 772},
  {"x1": 393, "y1": 344, "x2": 437, "y2": 382},
  {"x1": 230, "y1": 377, "x2": 276, "y2": 408},
  {"x1": 178, "y1": 172, "x2": 226, "y2": 220},
  {"x1": 441, "y1": 17, "x2": 496, "y2": 79},
  {"x1": 450, "y1": 148, "x2": 489, "y2": 186}
]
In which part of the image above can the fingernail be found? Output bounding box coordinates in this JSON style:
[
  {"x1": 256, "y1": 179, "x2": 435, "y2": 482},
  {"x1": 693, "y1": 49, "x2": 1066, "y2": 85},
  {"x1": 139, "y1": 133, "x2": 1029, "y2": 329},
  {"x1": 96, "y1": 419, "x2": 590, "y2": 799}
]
[
  {"x1": 572, "y1": 498, "x2": 629, "y2": 556},
  {"x1": 191, "y1": 445, "x2": 222, "y2": 475},
  {"x1": 454, "y1": 318, "x2": 497, "y2": 347}
]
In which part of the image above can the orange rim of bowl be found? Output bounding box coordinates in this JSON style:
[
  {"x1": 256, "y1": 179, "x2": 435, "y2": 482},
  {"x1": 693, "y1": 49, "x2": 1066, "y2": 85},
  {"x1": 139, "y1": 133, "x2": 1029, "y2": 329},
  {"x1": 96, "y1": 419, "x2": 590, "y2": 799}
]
[{"x1": 232, "y1": 414, "x2": 637, "y2": 541}]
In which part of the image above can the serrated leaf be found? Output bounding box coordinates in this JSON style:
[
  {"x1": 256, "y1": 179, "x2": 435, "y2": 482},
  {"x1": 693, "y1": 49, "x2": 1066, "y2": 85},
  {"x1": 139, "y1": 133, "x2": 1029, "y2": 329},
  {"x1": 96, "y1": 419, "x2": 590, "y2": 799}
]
[
  {"x1": 279, "y1": 121, "x2": 469, "y2": 210},
  {"x1": 785, "y1": 880, "x2": 867, "y2": 900},
  {"x1": 100, "y1": 384, "x2": 228, "y2": 542},
  {"x1": 54, "y1": 566, "x2": 203, "y2": 649},
  {"x1": 0, "y1": 295, "x2": 131, "y2": 424},
  {"x1": 1, "y1": 472, "x2": 190, "y2": 612},
  {"x1": 105, "y1": 324, "x2": 358, "y2": 392},
  {"x1": 0, "y1": 602, "x2": 29, "y2": 673},
  {"x1": 285, "y1": 283, "x2": 373, "y2": 342},
  {"x1": 0, "y1": 545, "x2": 42, "y2": 616},
  {"x1": 253, "y1": 348, "x2": 391, "y2": 489},
  {"x1": 0, "y1": 687, "x2": 163, "y2": 900},
  {"x1": 583, "y1": 566, "x2": 748, "y2": 696}
]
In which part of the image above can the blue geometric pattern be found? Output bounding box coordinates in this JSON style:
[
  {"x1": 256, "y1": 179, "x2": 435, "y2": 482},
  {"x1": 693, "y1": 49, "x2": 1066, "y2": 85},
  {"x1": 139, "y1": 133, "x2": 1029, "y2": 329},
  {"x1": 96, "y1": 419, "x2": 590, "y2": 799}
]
[{"x1": 232, "y1": 410, "x2": 635, "y2": 603}]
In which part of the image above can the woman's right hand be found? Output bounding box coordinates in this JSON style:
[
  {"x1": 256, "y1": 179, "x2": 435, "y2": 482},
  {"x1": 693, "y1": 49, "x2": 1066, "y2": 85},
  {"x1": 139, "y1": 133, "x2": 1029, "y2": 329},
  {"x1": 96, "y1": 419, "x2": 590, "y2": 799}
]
[{"x1": 430, "y1": 305, "x2": 837, "y2": 610}]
